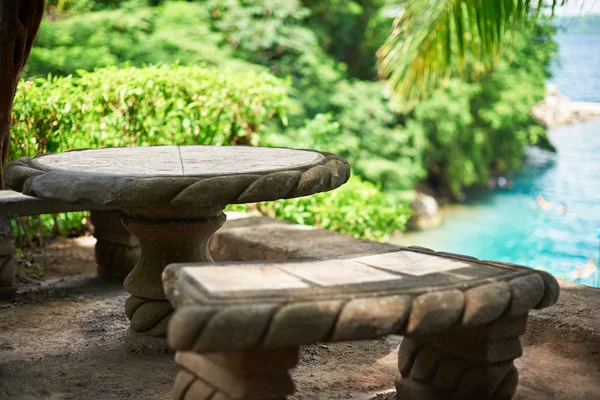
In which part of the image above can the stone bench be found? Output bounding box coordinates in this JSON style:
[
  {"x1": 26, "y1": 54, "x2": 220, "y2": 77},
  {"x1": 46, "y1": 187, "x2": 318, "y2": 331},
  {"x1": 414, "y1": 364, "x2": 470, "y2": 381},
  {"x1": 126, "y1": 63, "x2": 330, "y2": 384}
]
[
  {"x1": 162, "y1": 247, "x2": 559, "y2": 400},
  {"x1": 0, "y1": 190, "x2": 140, "y2": 299}
]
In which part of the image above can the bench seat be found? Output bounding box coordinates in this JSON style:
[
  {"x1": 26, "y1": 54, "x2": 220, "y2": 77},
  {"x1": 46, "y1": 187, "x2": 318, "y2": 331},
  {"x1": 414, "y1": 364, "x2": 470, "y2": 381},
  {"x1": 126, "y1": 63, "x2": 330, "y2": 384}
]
[
  {"x1": 163, "y1": 247, "x2": 559, "y2": 400},
  {"x1": 0, "y1": 189, "x2": 115, "y2": 217},
  {"x1": 0, "y1": 190, "x2": 138, "y2": 299}
]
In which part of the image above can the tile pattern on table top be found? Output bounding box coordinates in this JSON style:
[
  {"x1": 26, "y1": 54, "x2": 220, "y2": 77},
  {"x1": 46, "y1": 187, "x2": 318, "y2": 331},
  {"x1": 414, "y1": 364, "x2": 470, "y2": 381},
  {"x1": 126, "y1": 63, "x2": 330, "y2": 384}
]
[{"x1": 33, "y1": 146, "x2": 324, "y2": 176}]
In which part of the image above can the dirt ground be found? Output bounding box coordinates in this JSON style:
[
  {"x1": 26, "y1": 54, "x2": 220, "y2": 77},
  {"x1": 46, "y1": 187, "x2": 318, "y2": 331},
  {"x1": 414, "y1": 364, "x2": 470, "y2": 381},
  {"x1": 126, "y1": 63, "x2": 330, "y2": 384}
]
[{"x1": 1, "y1": 237, "x2": 599, "y2": 400}]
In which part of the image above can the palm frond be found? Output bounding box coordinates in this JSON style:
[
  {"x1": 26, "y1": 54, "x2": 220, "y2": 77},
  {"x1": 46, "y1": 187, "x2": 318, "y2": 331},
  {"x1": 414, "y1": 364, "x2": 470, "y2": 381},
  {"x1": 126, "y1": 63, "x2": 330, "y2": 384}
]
[{"x1": 377, "y1": 0, "x2": 565, "y2": 104}]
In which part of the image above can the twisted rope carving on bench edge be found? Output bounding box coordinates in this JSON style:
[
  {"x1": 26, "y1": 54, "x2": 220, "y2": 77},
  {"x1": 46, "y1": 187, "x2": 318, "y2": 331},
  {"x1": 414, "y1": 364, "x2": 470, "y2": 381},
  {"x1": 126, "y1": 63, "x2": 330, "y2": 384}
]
[
  {"x1": 167, "y1": 269, "x2": 560, "y2": 353},
  {"x1": 5, "y1": 153, "x2": 351, "y2": 208}
]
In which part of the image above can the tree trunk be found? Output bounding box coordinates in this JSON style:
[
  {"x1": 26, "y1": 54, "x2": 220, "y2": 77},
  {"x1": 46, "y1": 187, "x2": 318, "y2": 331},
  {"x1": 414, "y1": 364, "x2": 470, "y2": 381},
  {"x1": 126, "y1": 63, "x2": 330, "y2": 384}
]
[{"x1": 0, "y1": 0, "x2": 45, "y2": 188}]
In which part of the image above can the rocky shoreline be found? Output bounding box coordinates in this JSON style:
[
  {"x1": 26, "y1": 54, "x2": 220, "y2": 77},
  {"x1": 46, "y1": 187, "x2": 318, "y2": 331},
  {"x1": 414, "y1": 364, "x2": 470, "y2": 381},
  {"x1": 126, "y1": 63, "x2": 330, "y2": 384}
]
[
  {"x1": 408, "y1": 86, "x2": 600, "y2": 231},
  {"x1": 532, "y1": 83, "x2": 600, "y2": 127}
]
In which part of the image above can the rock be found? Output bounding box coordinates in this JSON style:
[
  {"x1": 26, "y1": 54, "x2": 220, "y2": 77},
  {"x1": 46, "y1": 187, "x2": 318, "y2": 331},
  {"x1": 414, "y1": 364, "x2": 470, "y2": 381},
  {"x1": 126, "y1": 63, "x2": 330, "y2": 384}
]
[
  {"x1": 407, "y1": 192, "x2": 442, "y2": 230},
  {"x1": 532, "y1": 83, "x2": 600, "y2": 127}
]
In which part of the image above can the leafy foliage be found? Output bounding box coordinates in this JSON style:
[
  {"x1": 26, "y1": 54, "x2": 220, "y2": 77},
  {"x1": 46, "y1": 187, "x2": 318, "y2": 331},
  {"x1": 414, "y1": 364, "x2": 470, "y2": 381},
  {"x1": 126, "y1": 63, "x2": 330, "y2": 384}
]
[
  {"x1": 11, "y1": 64, "x2": 288, "y2": 159},
  {"x1": 377, "y1": 0, "x2": 562, "y2": 103},
  {"x1": 14, "y1": 1, "x2": 560, "y2": 243},
  {"x1": 405, "y1": 21, "x2": 558, "y2": 195},
  {"x1": 301, "y1": 0, "x2": 391, "y2": 79},
  {"x1": 27, "y1": 2, "x2": 255, "y2": 77},
  {"x1": 229, "y1": 176, "x2": 411, "y2": 241},
  {"x1": 10, "y1": 63, "x2": 289, "y2": 244},
  {"x1": 266, "y1": 81, "x2": 426, "y2": 198}
]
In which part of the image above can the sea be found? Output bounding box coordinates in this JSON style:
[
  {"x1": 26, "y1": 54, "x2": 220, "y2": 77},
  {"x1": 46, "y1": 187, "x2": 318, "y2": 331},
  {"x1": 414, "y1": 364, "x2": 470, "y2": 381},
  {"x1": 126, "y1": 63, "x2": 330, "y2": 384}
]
[{"x1": 390, "y1": 32, "x2": 600, "y2": 287}]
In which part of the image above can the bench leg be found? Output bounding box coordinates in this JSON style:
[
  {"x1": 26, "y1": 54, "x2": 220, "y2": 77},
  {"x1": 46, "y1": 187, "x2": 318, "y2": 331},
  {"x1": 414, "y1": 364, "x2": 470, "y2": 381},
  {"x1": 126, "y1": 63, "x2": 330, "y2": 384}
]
[
  {"x1": 173, "y1": 348, "x2": 298, "y2": 400},
  {"x1": 0, "y1": 217, "x2": 17, "y2": 300},
  {"x1": 395, "y1": 315, "x2": 527, "y2": 399},
  {"x1": 91, "y1": 210, "x2": 140, "y2": 279},
  {"x1": 121, "y1": 209, "x2": 225, "y2": 339}
]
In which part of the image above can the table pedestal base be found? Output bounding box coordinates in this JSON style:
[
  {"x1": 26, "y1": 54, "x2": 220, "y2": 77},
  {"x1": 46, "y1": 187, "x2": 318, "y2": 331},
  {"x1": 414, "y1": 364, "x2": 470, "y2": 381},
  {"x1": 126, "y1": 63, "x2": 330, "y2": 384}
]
[
  {"x1": 0, "y1": 217, "x2": 17, "y2": 300},
  {"x1": 121, "y1": 208, "x2": 226, "y2": 338},
  {"x1": 92, "y1": 210, "x2": 140, "y2": 279}
]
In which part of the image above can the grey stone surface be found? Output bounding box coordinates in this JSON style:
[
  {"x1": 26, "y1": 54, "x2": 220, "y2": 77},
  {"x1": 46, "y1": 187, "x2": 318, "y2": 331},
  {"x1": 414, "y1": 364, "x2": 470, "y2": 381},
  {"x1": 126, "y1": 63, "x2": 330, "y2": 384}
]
[
  {"x1": 210, "y1": 216, "x2": 399, "y2": 262},
  {"x1": 6, "y1": 146, "x2": 350, "y2": 337},
  {"x1": 0, "y1": 193, "x2": 128, "y2": 300},
  {"x1": 397, "y1": 316, "x2": 525, "y2": 400},
  {"x1": 91, "y1": 210, "x2": 140, "y2": 279},
  {"x1": 163, "y1": 250, "x2": 558, "y2": 352},
  {"x1": 0, "y1": 189, "x2": 114, "y2": 217},
  {"x1": 462, "y1": 282, "x2": 511, "y2": 326},
  {"x1": 165, "y1": 215, "x2": 561, "y2": 400},
  {"x1": 407, "y1": 192, "x2": 442, "y2": 231},
  {"x1": 331, "y1": 295, "x2": 411, "y2": 341},
  {"x1": 406, "y1": 290, "x2": 465, "y2": 335},
  {"x1": 6, "y1": 146, "x2": 350, "y2": 208},
  {"x1": 30, "y1": 146, "x2": 322, "y2": 176}
]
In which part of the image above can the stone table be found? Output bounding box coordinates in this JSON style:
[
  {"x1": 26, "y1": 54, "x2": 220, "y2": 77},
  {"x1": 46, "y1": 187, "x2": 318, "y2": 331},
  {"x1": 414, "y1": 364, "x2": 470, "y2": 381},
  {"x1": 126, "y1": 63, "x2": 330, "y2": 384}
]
[{"x1": 5, "y1": 145, "x2": 350, "y2": 339}]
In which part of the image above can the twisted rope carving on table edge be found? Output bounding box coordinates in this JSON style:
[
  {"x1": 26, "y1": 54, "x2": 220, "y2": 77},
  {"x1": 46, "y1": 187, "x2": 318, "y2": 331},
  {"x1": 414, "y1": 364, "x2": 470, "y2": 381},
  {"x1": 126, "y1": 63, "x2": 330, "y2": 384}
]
[
  {"x1": 166, "y1": 256, "x2": 560, "y2": 352},
  {"x1": 5, "y1": 153, "x2": 351, "y2": 208}
]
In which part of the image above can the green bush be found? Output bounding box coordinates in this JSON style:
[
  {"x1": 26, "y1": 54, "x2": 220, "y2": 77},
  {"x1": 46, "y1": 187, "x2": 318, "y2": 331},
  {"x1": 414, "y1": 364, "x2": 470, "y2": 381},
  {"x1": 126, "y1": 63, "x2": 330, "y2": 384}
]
[
  {"x1": 9, "y1": 64, "x2": 287, "y2": 245},
  {"x1": 11, "y1": 64, "x2": 289, "y2": 159},
  {"x1": 403, "y1": 22, "x2": 557, "y2": 196},
  {"x1": 265, "y1": 81, "x2": 427, "y2": 198},
  {"x1": 27, "y1": 2, "x2": 255, "y2": 78},
  {"x1": 230, "y1": 176, "x2": 410, "y2": 241},
  {"x1": 15, "y1": 1, "x2": 557, "y2": 244},
  {"x1": 11, "y1": 64, "x2": 407, "y2": 243}
]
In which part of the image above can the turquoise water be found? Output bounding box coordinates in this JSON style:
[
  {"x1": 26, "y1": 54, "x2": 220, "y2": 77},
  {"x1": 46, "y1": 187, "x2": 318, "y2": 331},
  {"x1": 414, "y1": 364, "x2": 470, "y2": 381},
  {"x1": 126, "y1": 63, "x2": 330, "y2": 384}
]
[
  {"x1": 391, "y1": 119, "x2": 600, "y2": 286},
  {"x1": 551, "y1": 34, "x2": 600, "y2": 102},
  {"x1": 391, "y1": 33, "x2": 600, "y2": 287}
]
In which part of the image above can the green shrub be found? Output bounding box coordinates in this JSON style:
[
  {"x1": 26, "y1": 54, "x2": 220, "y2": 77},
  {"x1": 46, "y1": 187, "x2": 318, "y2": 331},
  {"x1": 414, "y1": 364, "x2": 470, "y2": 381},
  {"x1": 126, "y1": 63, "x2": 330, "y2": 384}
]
[
  {"x1": 11, "y1": 64, "x2": 289, "y2": 159},
  {"x1": 11, "y1": 213, "x2": 89, "y2": 248},
  {"x1": 403, "y1": 22, "x2": 557, "y2": 196},
  {"x1": 265, "y1": 80, "x2": 427, "y2": 197},
  {"x1": 27, "y1": 2, "x2": 255, "y2": 78},
  {"x1": 11, "y1": 64, "x2": 408, "y2": 243},
  {"x1": 10, "y1": 64, "x2": 288, "y2": 245},
  {"x1": 229, "y1": 176, "x2": 410, "y2": 241}
]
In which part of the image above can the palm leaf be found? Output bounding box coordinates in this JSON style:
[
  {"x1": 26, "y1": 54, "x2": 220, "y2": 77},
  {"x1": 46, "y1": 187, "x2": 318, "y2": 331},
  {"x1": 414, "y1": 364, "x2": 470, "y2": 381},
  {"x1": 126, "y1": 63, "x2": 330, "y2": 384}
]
[{"x1": 377, "y1": 0, "x2": 566, "y2": 104}]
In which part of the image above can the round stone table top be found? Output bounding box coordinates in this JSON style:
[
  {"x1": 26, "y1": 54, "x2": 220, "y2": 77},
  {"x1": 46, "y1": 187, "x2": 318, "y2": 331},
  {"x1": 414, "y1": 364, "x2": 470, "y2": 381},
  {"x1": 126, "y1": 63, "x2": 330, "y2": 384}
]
[{"x1": 6, "y1": 146, "x2": 350, "y2": 209}]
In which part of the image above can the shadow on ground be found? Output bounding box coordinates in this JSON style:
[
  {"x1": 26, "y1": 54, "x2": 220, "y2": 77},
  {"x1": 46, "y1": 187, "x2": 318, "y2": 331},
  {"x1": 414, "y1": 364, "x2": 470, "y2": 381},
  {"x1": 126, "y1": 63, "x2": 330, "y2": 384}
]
[{"x1": 1, "y1": 237, "x2": 599, "y2": 399}]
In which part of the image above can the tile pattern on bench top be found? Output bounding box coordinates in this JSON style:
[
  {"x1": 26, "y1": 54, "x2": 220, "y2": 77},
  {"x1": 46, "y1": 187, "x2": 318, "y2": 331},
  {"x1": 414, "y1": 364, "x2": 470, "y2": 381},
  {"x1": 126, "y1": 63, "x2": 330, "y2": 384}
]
[
  {"x1": 184, "y1": 265, "x2": 310, "y2": 293},
  {"x1": 278, "y1": 260, "x2": 400, "y2": 286},
  {"x1": 181, "y1": 251, "x2": 496, "y2": 297},
  {"x1": 352, "y1": 251, "x2": 470, "y2": 276},
  {"x1": 184, "y1": 260, "x2": 401, "y2": 295}
]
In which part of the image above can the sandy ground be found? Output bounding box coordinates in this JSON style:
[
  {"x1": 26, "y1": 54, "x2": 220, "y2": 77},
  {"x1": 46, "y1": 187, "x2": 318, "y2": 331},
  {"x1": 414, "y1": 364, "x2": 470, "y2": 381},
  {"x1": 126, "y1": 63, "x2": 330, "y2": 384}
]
[{"x1": 1, "y1": 238, "x2": 599, "y2": 400}]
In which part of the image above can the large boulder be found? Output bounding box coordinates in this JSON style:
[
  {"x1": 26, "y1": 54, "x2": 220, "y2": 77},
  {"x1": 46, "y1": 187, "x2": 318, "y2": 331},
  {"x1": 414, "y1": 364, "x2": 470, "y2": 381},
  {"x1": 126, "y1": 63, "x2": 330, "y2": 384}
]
[{"x1": 407, "y1": 192, "x2": 442, "y2": 230}]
